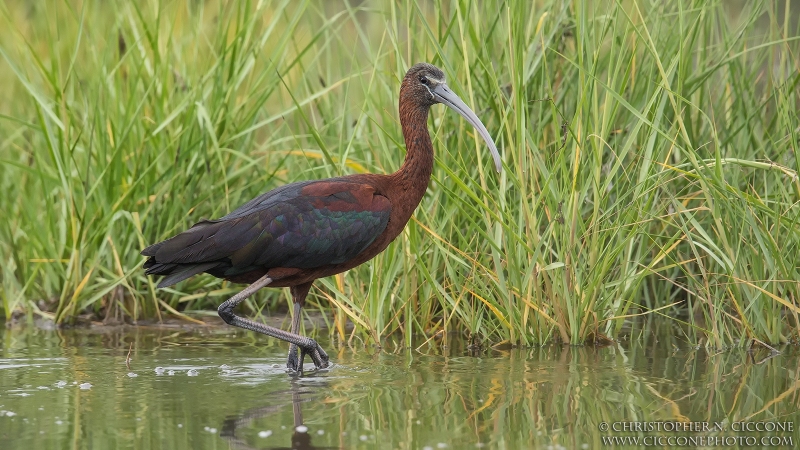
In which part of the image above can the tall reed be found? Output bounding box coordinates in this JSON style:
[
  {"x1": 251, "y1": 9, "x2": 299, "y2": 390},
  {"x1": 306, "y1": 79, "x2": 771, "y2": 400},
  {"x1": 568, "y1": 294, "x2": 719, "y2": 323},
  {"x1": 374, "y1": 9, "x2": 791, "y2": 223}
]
[{"x1": 1, "y1": 0, "x2": 797, "y2": 347}]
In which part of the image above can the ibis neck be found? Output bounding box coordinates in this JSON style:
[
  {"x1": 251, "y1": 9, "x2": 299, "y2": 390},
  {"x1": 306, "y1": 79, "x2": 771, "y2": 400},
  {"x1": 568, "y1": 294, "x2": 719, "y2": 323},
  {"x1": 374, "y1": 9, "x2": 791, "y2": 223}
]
[{"x1": 393, "y1": 107, "x2": 434, "y2": 198}]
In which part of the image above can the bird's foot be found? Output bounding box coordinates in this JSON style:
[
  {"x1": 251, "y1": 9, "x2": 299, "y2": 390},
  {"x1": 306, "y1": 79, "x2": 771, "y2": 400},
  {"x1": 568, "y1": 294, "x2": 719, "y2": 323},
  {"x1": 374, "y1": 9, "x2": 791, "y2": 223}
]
[
  {"x1": 286, "y1": 340, "x2": 330, "y2": 373},
  {"x1": 286, "y1": 344, "x2": 300, "y2": 372},
  {"x1": 306, "y1": 342, "x2": 330, "y2": 369}
]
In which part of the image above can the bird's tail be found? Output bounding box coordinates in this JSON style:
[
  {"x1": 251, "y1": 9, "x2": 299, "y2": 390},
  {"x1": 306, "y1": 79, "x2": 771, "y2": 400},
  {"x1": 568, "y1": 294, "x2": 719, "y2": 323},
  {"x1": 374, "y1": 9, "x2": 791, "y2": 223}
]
[{"x1": 141, "y1": 241, "x2": 220, "y2": 288}]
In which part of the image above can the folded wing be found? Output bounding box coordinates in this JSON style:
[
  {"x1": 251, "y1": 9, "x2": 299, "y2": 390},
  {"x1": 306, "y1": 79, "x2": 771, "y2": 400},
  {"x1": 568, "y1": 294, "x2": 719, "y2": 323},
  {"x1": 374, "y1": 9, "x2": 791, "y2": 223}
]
[{"x1": 142, "y1": 179, "x2": 391, "y2": 287}]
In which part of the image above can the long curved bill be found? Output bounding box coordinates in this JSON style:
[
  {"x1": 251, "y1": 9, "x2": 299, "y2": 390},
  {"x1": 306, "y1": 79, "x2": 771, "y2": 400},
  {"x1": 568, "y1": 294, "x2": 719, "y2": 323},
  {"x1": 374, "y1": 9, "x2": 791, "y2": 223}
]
[{"x1": 432, "y1": 83, "x2": 502, "y2": 173}]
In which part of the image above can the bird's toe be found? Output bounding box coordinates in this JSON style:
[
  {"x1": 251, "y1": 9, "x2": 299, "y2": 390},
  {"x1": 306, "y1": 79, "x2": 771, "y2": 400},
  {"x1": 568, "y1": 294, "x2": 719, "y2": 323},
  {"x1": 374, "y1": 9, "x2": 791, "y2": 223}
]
[
  {"x1": 307, "y1": 341, "x2": 330, "y2": 370},
  {"x1": 286, "y1": 359, "x2": 299, "y2": 372},
  {"x1": 286, "y1": 348, "x2": 301, "y2": 372}
]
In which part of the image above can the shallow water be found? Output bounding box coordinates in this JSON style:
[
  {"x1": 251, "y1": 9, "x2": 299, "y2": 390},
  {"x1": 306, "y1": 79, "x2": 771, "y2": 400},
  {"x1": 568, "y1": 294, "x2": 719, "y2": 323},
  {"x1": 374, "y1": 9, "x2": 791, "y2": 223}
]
[{"x1": 0, "y1": 324, "x2": 798, "y2": 449}]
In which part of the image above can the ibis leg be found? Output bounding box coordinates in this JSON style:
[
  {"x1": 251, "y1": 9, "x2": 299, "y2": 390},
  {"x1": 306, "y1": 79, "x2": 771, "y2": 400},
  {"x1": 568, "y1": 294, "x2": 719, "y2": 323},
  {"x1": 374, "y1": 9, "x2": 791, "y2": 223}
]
[
  {"x1": 217, "y1": 275, "x2": 329, "y2": 370},
  {"x1": 286, "y1": 282, "x2": 313, "y2": 372},
  {"x1": 286, "y1": 302, "x2": 302, "y2": 371}
]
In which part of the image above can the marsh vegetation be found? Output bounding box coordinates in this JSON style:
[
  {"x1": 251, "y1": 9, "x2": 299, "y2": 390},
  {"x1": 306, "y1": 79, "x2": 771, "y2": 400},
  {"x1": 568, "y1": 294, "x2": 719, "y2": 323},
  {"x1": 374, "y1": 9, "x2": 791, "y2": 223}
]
[{"x1": 1, "y1": 0, "x2": 798, "y2": 348}]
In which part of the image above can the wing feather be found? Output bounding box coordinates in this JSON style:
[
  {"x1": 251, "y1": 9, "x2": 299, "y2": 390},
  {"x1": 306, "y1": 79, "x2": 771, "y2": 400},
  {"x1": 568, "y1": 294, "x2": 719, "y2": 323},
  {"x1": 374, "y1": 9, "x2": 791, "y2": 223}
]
[{"x1": 142, "y1": 178, "x2": 391, "y2": 282}]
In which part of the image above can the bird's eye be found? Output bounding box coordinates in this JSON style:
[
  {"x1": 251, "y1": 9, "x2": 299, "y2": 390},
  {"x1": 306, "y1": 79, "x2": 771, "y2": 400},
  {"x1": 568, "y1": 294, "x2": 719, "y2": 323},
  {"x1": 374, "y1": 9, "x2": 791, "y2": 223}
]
[{"x1": 419, "y1": 76, "x2": 429, "y2": 85}]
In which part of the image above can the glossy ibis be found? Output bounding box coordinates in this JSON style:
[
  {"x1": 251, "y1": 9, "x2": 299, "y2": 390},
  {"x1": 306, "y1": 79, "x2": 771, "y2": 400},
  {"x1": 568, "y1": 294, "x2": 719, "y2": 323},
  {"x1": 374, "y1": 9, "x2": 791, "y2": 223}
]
[{"x1": 142, "y1": 63, "x2": 501, "y2": 372}]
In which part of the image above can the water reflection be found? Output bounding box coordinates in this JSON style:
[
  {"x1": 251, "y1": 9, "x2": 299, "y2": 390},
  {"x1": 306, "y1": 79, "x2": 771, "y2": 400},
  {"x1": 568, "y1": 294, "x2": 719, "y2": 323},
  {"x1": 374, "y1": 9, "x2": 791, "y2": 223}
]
[
  {"x1": 0, "y1": 324, "x2": 798, "y2": 449},
  {"x1": 221, "y1": 381, "x2": 337, "y2": 450}
]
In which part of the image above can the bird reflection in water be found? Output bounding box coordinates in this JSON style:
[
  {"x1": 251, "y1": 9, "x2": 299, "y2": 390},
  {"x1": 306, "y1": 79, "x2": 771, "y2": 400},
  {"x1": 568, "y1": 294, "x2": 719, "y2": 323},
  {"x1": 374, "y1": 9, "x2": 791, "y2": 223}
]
[{"x1": 220, "y1": 381, "x2": 337, "y2": 450}]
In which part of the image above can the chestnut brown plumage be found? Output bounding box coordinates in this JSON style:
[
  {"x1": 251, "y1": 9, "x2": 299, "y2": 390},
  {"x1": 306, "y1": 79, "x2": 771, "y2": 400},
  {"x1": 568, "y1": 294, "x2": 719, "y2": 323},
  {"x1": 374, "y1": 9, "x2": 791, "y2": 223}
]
[{"x1": 141, "y1": 63, "x2": 501, "y2": 372}]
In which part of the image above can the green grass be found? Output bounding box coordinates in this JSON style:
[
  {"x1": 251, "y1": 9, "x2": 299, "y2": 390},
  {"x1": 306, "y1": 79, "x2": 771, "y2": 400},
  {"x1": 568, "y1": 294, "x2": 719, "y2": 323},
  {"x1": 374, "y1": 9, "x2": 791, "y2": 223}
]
[{"x1": 0, "y1": 0, "x2": 798, "y2": 347}]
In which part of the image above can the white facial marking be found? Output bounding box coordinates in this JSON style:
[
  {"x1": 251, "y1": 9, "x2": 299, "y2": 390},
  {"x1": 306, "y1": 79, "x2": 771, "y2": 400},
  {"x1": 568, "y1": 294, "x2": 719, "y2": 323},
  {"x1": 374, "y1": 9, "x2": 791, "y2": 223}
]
[
  {"x1": 422, "y1": 75, "x2": 444, "y2": 100},
  {"x1": 423, "y1": 84, "x2": 434, "y2": 100}
]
